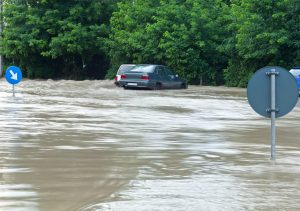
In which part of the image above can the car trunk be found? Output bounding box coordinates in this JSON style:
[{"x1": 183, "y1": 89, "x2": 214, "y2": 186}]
[{"x1": 124, "y1": 72, "x2": 145, "y2": 80}]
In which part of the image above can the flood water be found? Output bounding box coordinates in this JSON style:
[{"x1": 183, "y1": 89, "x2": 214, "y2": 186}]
[{"x1": 1, "y1": 79, "x2": 300, "y2": 211}]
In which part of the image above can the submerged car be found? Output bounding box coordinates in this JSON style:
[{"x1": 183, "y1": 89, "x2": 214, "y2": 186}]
[
  {"x1": 118, "y1": 64, "x2": 187, "y2": 90},
  {"x1": 289, "y1": 67, "x2": 300, "y2": 90},
  {"x1": 114, "y1": 64, "x2": 136, "y2": 86}
]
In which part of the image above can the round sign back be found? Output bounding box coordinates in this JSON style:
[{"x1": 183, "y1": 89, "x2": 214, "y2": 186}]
[{"x1": 247, "y1": 66, "x2": 298, "y2": 118}]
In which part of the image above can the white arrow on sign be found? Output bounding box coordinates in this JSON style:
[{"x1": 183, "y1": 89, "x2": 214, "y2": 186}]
[{"x1": 10, "y1": 70, "x2": 18, "y2": 80}]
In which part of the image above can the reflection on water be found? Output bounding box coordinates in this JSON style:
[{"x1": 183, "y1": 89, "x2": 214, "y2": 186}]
[{"x1": 0, "y1": 79, "x2": 300, "y2": 210}]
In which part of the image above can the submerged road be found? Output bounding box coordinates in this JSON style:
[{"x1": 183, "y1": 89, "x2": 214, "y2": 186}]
[{"x1": 0, "y1": 79, "x2": 300, "y2": 210}]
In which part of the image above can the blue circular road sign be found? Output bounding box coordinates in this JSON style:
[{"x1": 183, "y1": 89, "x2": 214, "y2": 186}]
[
  {"x1": 5, "y1": 66, "x2": 22, "y2": 85},
  {"x1": 247, "y1": 66, "x2": 298, "y2": 118}
]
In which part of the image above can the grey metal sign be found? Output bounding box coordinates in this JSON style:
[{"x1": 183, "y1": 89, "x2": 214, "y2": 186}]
[
  {"x1": 247, "y1": 66, "x2": 299, "y2": 160},
  {"x1": 247, "y1": 66, "x2": 298, "y2": 118}
]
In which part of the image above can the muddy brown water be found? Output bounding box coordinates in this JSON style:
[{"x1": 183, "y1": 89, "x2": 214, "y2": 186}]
[{"x1": 0, "y1": 79, "x2": 300, "y2": 211}]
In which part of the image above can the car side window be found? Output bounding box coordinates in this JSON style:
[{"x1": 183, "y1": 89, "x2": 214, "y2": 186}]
[
  {"x1": 155, "y1": 67, "x2": 164, "y2": 78},
  {"x1": 164, "y1": 67, "x2": 176, "y2": 80}
]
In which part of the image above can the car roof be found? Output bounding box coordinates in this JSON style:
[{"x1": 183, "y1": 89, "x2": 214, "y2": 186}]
[
  {"x1": 120, "y1": 64, "x2": 135, "y2": 66},
  {"x1": 290, "y1": 67, "x2": 300, "y2": 71},
  {"x1": 289, "y1": 67, "x2": 300, "y2": 76}
]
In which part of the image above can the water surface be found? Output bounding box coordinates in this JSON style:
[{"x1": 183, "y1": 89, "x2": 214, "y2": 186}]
[{"x1": 0, "y1": 79, "x2": 300, "y2": 210}]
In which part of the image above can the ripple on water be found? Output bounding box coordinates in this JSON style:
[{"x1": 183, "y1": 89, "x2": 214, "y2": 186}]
[{"x1": 1, "y1": 80, "x2": 300, "y2": 210}]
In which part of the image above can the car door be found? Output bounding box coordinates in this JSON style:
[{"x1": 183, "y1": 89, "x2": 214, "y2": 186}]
[
  {"x1": 156, "y1": 66, "x2": 168, "y2": 88},
  {"x1": 163, "y1": 67, "x2": 181, "y2": 88}
]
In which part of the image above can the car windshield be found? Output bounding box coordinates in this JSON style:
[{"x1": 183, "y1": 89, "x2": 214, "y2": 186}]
[
  {"x1": 130, "y1": 65, "x2": 155, "y2": 73},
  {"x1": 118, "y1": 65, "x2": 136, "y2": 74},
  {"x1": 290, "y1": 68, "x2": 300, "y2": 77}
]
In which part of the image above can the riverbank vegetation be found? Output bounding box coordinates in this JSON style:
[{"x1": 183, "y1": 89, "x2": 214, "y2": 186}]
[{"x1": 0, "y1": 0, "x2": 299, "y2": 87}]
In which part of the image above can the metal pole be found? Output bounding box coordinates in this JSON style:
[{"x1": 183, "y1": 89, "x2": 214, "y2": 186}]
[
  {"x1": 13, "y1": 84, "x2": 15, "y2": 97},
  {"x1": 270, "y1": 5, "x2": 276, "y2": 159},
  {"x1": 270, "y1": 68, "x2": 276, "y2": 160}
]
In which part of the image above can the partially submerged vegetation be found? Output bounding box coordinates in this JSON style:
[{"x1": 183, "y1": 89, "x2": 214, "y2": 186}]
[{"x1": 0, "y1": 0, "x2": 299, "y2": 87}]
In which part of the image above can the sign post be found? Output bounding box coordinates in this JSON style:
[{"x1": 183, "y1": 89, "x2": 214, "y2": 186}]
[
  {"x1": 247, "y1": 66, "x2": 298, "y2": 160},
  {"x1": 267, "y1": 68, "x2": 278, "y2": 160},
  {"x1": 5, "y1": 66, "x2": 22, "y2": 96}
]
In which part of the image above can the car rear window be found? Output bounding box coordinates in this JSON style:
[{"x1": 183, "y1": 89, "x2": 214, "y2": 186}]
[
  {"x1": 117, "y1": 65, "x2": 136, "y2": 74},
  {"x1": 130, "y1": 65, "x2": 155, "y2": 73}
]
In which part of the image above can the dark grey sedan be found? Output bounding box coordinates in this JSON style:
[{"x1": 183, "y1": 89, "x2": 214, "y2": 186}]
[{"x1": 118, "y1": 64, "x2": 187, "y2": 90}]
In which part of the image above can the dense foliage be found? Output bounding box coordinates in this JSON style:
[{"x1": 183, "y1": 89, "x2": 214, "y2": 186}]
[
  {"x1": 0, "y1": 0, "x2": 299, "y2": 86},
  {"x1": 223, "y1": 0, "x2": 300, "y2": 86},
  {"x1": 1, "y1": 0, "x2": 118, "y2": 79}
]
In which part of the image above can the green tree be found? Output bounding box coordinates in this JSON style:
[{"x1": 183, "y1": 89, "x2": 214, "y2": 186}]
[
  {"x1": 1, "y1": 0, "x2": 298, "y2": 85},
  {"x1": 223, "y1": 0, "x2": 300, "y2": 87},
  {"x1": 105, "y1": 0, "x2": 160, "y2": 78},
  {"x1": 107, "y1": 0, "x2": 229, "y2": 85},
  {"x1": 1, "y1": 0, "x2": 119, "y2": 79}
]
